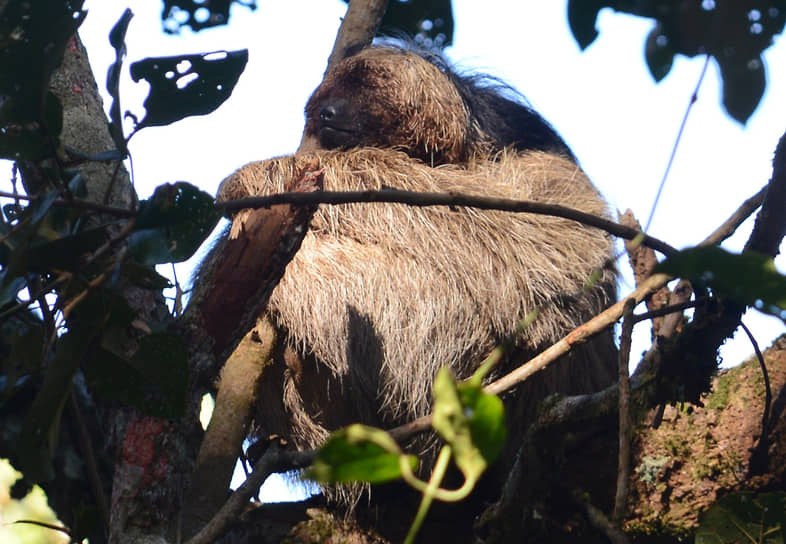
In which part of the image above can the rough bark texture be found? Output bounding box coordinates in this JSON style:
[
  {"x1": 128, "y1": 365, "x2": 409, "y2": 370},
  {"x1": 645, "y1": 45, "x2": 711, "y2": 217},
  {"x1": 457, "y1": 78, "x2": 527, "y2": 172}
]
[
  {"x1": 48, "y1": 35, "x2": 134, "y2": 208},
  {"x1": 26, "y1": 2, "x2": 786, "y2": 543},
  {"x1": 181, "y1": 165, "x2": 323, "y2": 539},
  {"x1": 205, "y1": 335, "x2": 786, "y2": 544},
  {"x1": 626, "y1": 334, "x2": 786, "y2": 540}
]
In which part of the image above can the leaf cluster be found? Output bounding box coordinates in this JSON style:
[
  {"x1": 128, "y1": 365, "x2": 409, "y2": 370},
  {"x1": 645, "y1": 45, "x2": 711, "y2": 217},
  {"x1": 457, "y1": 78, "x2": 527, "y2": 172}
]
[
  {"x1": 0, "y1": 4, "x2": 248, "y2": 539},
  {"x1": 568, "y1": 0, "x2": 786, "y2": 123}
]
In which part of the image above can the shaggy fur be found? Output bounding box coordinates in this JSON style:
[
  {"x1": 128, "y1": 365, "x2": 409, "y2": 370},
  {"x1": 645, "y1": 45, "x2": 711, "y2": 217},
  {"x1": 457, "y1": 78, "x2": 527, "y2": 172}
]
[
  {"x1": 206, "y1": 46, "x2": 617, "y2": 487},
  {"x1": 299, "y1": 46, "x2": 572, "y2": 164},
  {"x1": 219, "y1": 147, "x2": 616, "y2": 452}
]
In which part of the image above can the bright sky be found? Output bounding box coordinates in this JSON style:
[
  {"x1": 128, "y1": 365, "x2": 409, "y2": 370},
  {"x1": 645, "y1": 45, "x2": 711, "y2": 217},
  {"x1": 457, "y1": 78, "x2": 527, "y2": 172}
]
[{"x1": 3, "y1": 0, "x2": 785, "y2": 499}]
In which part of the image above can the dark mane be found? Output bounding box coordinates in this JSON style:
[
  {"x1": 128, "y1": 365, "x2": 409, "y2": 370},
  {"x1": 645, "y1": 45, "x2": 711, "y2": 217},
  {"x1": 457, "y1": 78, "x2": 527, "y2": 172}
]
[{"x1": 449, "y1": 72, "x2": 575, "y2": 159}]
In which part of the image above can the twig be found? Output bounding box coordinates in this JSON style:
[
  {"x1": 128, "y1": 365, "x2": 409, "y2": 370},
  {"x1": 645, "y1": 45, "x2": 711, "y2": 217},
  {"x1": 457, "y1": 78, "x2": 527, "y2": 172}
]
[
  {"x1": 485, "y1": 273, "x2": 670, "y2": 396},
  {"x1": 620, "y1": 210, "x2": 670, "y2": 337},
  {"x1": 644, "y1": 55, "x2": 710, "y2": 231},
  {"x1": 68, "y1": 393, "x2": 110, "y2": 533},
  {"x1": 0, "y1": 189, "x2": 135, "y2": 217},
  {"x1": 575, "y1": 490, "x2": 631, "y2": 544},
  {"x1": 390, "y1": 273, "x2": 672, "y2": 443},
  {"x1": 633, "y1": 299, "x2": 700, "y2": 324},
  {"x1": 740, "y1": 321, "x2": 773, "y2": 476},
  {"x1": 220, "y1": 190, "x2": 678, "y2": 256},
  {"x1": 701, "y1": 185, "x2": 766, "y2": 246},
  {"x1": 0, "y1": 219, "x2": 136, "y2": 323},
  {"x1": 614, "y1": 299, "x2": 636, "y2": 521},
  {"x1": 184, "y1": 447, "x2": 314, "y2": 544}
]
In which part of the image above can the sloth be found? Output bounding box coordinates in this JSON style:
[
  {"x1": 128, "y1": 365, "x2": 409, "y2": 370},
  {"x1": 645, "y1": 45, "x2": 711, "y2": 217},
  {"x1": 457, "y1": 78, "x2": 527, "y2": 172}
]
[{"x1": 209, "y1": 46, "x2": 617, "y2": 490}]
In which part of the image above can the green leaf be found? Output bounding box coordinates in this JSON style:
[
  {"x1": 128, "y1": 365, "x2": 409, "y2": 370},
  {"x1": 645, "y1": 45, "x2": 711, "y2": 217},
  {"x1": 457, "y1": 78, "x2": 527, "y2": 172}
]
[
  {"x1": 24, "y1": 226, "x2": 108, "y2": 272},
  {"x1": 308, "y1": 424, "x2": 418, "y2": 484},
  {"x1": 16, "y1": 327, "x2": 95, "y2": 482},
  {"x1": 85, "y1": 333, "x2": 188, "y2": 418},
  {"x1": 432, "y1": 367, "x2": 506, "y2": 484},
  {"x1": 0, "y1": 0, "x2": 86, "y2": 160},
  {"x1": 129, "y1": 182, "x2": 220, "y2": 265},
  {"x1": 644, "y1": 23, "x2": 674, "y2": 82},
  {"x1": 717, "y1": 54, "x2": 766, "y2": 125},
  {"x1": 120, "y1": 262, "x2": 173, "y2": 290},
  {"x1": 567, "y1": 0, "x2": 605, "y2": 50},
  {"x1": 106, "y1": 8, "x2": 134, "y2": 155},
  {"x1": 458, "y1": 383, "x2": 506, "y2": 465},
  {"x1": 656, "y1": 246, "x2": 786, "y2": 322},
  {"x1": 129, "y1": 50, "x2": 248, "y2": 130},
  {"x1": 161, "y1": 0, "x2": 257, "y2": 34},
  {"x1": 696, "y1": 492, "x2": 786, "y2": 544}
]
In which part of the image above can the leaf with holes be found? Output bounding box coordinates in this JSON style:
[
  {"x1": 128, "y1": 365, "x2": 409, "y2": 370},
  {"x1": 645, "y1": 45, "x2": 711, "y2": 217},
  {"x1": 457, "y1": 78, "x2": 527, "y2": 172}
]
[
  {"x1": 161, "y1": 0, "x2": 257, "y2": 34},
  {"x1": 129, "y1": 182, "x2": 220, "y2": 265},
  {"x1": 129, "y1": 50, "x2": 248, "y2": 130}
]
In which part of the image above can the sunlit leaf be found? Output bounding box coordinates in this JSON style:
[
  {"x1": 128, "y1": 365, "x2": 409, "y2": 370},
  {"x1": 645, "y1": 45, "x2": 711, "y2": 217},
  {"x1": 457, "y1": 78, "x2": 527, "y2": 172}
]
[
  {"x1": 432, "y1": 367, "x2": 505, "y2": 484},
  {"x1": 458, "y1": 383, "x2": 506, "y2": 465},
  {"x1": 308, "y1": 424, "x2": 417, "y2": 484}
]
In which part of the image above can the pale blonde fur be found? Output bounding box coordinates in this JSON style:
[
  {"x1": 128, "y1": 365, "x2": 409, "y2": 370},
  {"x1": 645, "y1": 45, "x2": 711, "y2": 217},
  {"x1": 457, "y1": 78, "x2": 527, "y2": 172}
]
[{"x1": 218, "y1": 147, "x2": 616, "y2": 451}]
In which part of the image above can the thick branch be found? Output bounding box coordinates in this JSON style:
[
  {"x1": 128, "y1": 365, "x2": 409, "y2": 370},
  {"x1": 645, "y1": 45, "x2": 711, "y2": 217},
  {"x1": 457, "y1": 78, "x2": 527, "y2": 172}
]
[
  {"x1": 182, "y1": 320, "x2": 277, "y2": 538},
  {"x1": 326, "y1": 0, "x2": 388, "y2": 72},
  {"x1": 745, "y1": 131, "x2": 786, "y2": 256},
  {"x1": 189, "y1": 165, "x2": 323, "y2": 362}
]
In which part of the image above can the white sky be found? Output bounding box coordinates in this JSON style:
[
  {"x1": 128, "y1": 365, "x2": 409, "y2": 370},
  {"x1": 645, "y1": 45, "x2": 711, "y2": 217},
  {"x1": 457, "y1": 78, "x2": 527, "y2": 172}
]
[{"x1": 3, "y1": 0, "x2": 785, "y2": 499}]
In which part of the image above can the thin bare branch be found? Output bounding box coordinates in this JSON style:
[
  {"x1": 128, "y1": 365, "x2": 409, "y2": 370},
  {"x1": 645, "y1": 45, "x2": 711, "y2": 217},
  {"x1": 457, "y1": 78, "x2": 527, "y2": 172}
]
[
  {"x1": 185, "y1": 446, "x2": 314, "y2": 544},
  {"x1": 702, "y1": 185, "x2": 766, "y2": 246},
  {"x1": 614, "y1": 299, "x2": 636, "y2": 521},
  {"x1": 620, "y1": 209, "x2": 671, "y2": 337},
  {"x1": 485, "y1": 273, "x2": 670, "y2": 396},
  {"x1": 220, "y1": 190, "x2": 678, "y2": 256},
  {"x1": 741, "y1": 321, "x2": 773, "y2": 476},
  {"x1": 575, "y1": 490, "x2": 632, "y2": 544}
]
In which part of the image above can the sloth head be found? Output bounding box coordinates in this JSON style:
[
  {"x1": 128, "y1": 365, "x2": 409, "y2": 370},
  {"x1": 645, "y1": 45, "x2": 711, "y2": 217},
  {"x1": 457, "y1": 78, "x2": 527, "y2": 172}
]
[{"x1": 299, "y1": 46, "x2": 573, "y2": 165}]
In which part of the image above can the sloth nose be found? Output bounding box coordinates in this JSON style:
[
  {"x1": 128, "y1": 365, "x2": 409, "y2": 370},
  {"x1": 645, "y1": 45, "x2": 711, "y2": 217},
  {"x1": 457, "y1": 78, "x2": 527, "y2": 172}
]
[{"x1": 319, "y1": 104, "x2": 338, "y2": 122}]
